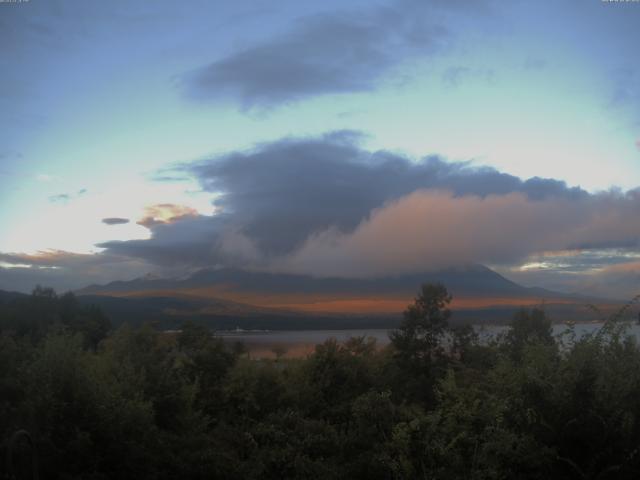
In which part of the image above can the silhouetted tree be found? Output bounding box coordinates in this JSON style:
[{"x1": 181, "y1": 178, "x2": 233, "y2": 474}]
[
  {"x1": 389, "y1": 283, "x2": 452, "y2": 403},
  {"x1": 505, "y1": 307, "x2": 553, "y2": 360},
  {"x1": 391, "y1": 284, "x2": 450, "y2": 361}
]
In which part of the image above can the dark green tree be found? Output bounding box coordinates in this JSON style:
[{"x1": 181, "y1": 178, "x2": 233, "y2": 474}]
[
  {"x1": 390, "y1": 283, "x2": 451, "y2": 366},
  {"x1": 389, "y1": 283, "x2": 452, "y2": 404},
  {"x1": 504, "y1": 307, "x2": 554, "y2": 360}
]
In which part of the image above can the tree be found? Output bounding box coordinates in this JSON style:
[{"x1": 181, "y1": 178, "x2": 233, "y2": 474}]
[
  {"x1": 389, "y1": 283, "x2": 452, "y2": 404},
  {"x1": 390, "y1": 283, "x2": 452, "y2": 367},
  {"x1": 177, "y1": 321, "x2": 236, "y2": 416},
  {"x1": 504, "y1": 307, "x2": 554, "y2": 360}
]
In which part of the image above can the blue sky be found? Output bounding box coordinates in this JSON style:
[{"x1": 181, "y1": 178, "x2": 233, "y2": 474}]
[{"x1": 1, "y1": 0, "x2": 639, "y2": 297}]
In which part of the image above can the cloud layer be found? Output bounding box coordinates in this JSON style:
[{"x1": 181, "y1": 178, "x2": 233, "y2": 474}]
[
  {"x1": 95, "y1": 132, "x2": 639, "y2": 282},
  {"x1": 185, "y1": 1, "x2": 459, "y2": 108},
  {"x1": 281, "y1": 190, "x2": 640, "y2": 277},
  {"x1": 3, "y1": 131, "x2": 639, "y2": 296},
  {"x1": 0, "y1": 250, "x2": 152, "y2": 293}
]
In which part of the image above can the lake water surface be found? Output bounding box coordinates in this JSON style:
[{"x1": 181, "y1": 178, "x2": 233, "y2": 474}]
[{"x1": 219, "y1": 323, "x2": 640, "y2": 359}]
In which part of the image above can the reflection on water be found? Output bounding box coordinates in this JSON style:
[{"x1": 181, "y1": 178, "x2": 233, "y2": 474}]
[
  {"x1": 219, "y1": 323, "x2": 640, "y2": 359},
  {"x1": 219, "y1": 329, "x2": 391, "y2": 359}
]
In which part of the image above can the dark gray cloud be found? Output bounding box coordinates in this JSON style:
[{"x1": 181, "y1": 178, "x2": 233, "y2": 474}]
[
  {"x1": 101, "y1": 215, "x2": 225, "y2": 267},
  {"x1": 102, "y1": 217, "x2": 130, "y2": 225},
  {"x1": 184, "y1": 131, "x2": 588, "y2": 256},
  {"x1": 93, "y1": 130, "x2": 640, "y2": 277},
  {"x1": 185, "y1": 1, "x2": 455, "y2": 108}
]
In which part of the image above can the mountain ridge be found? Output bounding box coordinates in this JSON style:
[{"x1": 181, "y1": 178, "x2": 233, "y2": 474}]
[
  {"x1": 77, "y1": 264, "x2": 563, "y2": 299},
  {"x1": 0, "y1": 264, "x2": 623, "y2": 330}
]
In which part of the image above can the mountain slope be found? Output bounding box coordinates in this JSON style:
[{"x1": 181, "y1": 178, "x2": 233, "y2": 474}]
[
  {"x1": 0, "y1": 289, "x2": 28, "y2": 303},
  {"x1": 77, "y1": 264, "x2": 574, "y2": 313}
]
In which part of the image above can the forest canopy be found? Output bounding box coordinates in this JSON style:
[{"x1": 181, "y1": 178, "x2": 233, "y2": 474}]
[{"x1": 1, "y1": 285, "x2": 640, "y2": 479}]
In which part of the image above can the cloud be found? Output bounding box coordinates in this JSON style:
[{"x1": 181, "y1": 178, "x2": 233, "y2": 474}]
[
  {"x1": 6, "y1": 131, "x2": 639, "y2": 292},
  {"x1": 100, "y1": 214, "x2": 224, "y2": 267},
  {"x1": 183, "y1": 131, "x2": 587, "y2": 256},
  {"x1": 136, "y1": 203, "x2": 199, "y2": 228},
  {"x1": 184, "y1": 1, "x2": 457, "y2": 108},
  {"x1": 503, "y1": 251, "x2": 640, "y2": 300},
  {"x1": 277, "y1": 190, "x2": 640, "y2": 277},
  {"x1": 583, "y1": 261, "x2": 640, "y2": 300},
  {"x1": 92, "y1": 131, "x2": 640, "y2": 282},
  {"x1": 0, "y1": 250, "x2": 153, "y2": 293},
  {"x1": 1, "y1": 250, "x2": 114, "y2": 269},
  {"x1": 102, "y1": 217, "x2": 130, "y2": 225}
]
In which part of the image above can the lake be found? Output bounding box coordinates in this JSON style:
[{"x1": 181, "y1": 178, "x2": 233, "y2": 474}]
[{"x1": 218, "y1": 322, "x2": 640, "y2": 359}]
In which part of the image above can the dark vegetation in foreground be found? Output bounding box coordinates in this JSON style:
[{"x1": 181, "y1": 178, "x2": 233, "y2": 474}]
[{"x1": 1, "y1": 285, "x2": 640, "y2": 479}]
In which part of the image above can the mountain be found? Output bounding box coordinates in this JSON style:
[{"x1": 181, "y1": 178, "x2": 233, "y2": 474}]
[
  {"x1": 74, "y1": 294, "x2": 402, "y2": 331},
  {"x1": 78, "y1": 264, "x2": 567, "y2": 300},
  {"x1": 0, "y1": 266, "x2": 618, "y2": 331},
  {"x1": 87, "y1": 265, "x2": 471, "y2": 292},
  {"x1": 0, "y1": 289, "x2": 28, "y2": 303},
  {"x1": 76, "y1": 264, "x2": 588, "y2": 319}
]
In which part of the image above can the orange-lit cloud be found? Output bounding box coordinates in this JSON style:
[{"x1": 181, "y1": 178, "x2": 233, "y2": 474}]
[
  {"x1": 601, "y1": 261, "x2": 640, "y2": 274},
  {"x1": 278, "y1": 190, "x2": 640, "y2": 277},
  {"x1": 137, "y1": 204, "x2": 199, "y2": 228},
  {"x1": 0, "y1": 250, "x2": 92, "y2": 267}
]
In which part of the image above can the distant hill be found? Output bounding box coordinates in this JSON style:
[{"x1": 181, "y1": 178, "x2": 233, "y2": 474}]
[
  {"x1": 71, "y1": 265, "x2": 619, "y2": 329},
  {"x1": 75, "y1": 294, "x2": 400, "y2": 330},
  {"x1": 78, "y1": 264, "x2": 563, "y2": 300},
  {"x1": 0, "y1": 289, "x2": 28, "y2": 303},
  {"x1": 0, "y1": 263, "x2": 623, "y2": 330}
]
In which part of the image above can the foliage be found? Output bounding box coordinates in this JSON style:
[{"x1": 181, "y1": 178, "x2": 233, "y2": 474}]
[
  {"x1": 1, "y1": 284, "x2": 640, "y2": 479},
  {"x1": 389, "y1": 283, "x2": 452, "y2": 404}
]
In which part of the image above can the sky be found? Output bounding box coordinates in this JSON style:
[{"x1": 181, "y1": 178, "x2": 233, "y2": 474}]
[{"x1": 1, "y1": 0, "x2": 639, "y2": 298}]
